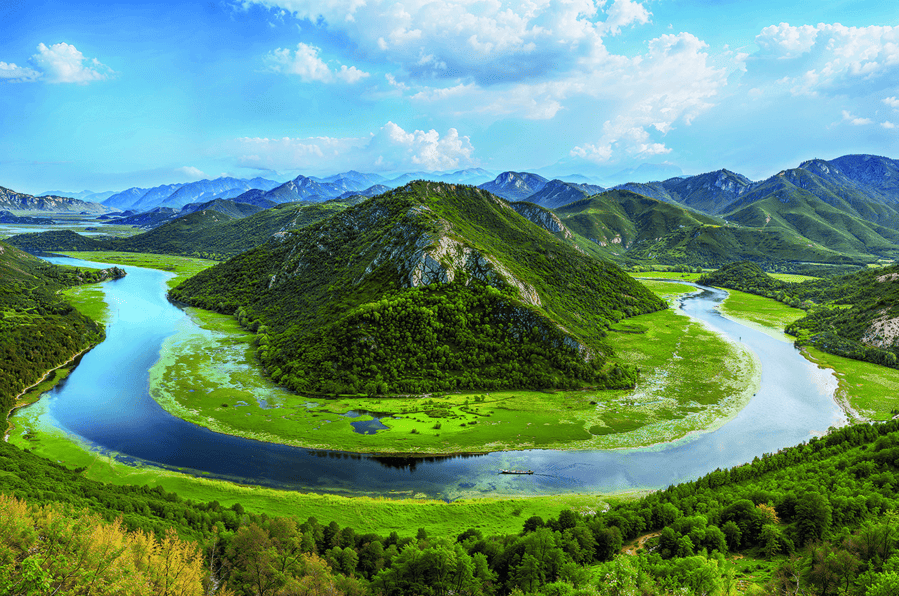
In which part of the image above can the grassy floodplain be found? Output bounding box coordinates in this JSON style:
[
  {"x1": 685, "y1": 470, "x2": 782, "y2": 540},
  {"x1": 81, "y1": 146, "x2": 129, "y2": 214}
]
[
  {"x1": 149, "y1": 276, "x2": 758, "y2": 453},
  {"x1": 803, "y1": 346, "x2": 899, "y2": 422},
  {"x1": 56, "y1": 250, "x2": 217, "y2": 288},
  {"x1": 716, "y1": 288, "x2": 807, "y2": 340}
]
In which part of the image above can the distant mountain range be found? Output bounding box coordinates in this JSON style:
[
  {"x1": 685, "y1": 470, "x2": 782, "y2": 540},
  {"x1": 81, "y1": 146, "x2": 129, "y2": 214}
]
[
  {"x1": 8, "y1": 153, "x2": 899, "y2": 268},
  {"x1": 0, "y1": 186, "x2": 111, "y2": 214}
]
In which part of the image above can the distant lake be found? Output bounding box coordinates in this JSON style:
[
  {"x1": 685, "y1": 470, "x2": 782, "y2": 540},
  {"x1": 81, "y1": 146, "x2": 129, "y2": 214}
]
[{"x1": 18, "y1": 257, "x2": 845, "y2": 499}]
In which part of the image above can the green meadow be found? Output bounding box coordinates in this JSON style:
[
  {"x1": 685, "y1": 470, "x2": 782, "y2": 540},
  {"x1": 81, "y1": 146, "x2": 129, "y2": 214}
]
[
  {"x1": 716, "y1": 287, "x2": 807, "y2": 339},
  {"x1": 57, "y1": 250, "x2": 217, "y2": 287},
  {"x1": 803, "y1": 346, "x2": 899, "y2": 422}
]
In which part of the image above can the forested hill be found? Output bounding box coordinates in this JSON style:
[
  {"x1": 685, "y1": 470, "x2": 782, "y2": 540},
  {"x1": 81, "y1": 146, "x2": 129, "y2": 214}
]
[
  {"x1": 6, "y1": 199, "x2": 364, "y2": 260},
  {"x1": 700, "y1": 261, "x2": 899, "y2": 368},
  {"x1": 0, "y1": 242, "x2": 122, "y2": 416},
  {"x1": 170, "y1": 181, "x2": 665, "y2": 395},
  {"x1": 5, "y1": 416, "x2": 899, "y2": 593}
]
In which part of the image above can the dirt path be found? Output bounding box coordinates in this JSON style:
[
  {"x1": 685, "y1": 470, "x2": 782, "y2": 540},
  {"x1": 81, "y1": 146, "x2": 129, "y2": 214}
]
[{"x1": 622, "y1": 531, "x2": 661, "y2": 555}]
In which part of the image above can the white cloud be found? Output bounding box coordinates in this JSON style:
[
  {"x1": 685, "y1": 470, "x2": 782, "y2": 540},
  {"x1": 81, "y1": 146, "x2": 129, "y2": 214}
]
[
  {"x1": 31, "y1": 42, "x2": 112, "y2": 84},
  {"x1": 265, "y1": 42, "x2": 369, "y2": 83},
  {"x1": 242, "y1": 0, "x2": 653, "y2": 85},
  {"x1": 749, "y1": 24, "x2": 899, "y2": 97},
  {"x1": 0, "y1": 61, "x2": 41, "y2": 82},
  {"x1": 600, "y1": 0, "x2": 652, "y2": 36},
  {"x1": 884, "y1": 96, "x2": 899, "y2": 109},
  {"x1": 230, "y1": 122, "x2": 475, "y2": 172},
  {"x1": 176, "y1": 166, "x2": 207, "y2": 179},
  {"x1": 882, "y1": 121, "x2": 897, "y2": 129},
  {"x1": 842, "y1": 110, "x2": 873, "y2": 125},
  {"x1": 571, "y1": 32, "x2": 724, "y2": 163}
]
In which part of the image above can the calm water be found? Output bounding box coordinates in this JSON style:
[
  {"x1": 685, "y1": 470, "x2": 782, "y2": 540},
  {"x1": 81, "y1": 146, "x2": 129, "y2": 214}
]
[{"x1": 20, "y1": 258, "x2": 845, "y2": 499}]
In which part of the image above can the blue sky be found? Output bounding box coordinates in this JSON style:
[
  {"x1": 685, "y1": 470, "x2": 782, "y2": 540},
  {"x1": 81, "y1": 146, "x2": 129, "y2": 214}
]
[{"x1": 1, "y1": 0, "x2": 897, "y2": 194}]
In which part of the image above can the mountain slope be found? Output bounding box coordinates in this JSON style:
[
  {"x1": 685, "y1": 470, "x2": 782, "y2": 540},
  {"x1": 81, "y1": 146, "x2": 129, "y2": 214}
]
[
  {"x1": 524, "y1": 179, "x2": 603, "y2": 210},
  {"x1": 478, "y1": 172, "x2": 549, "y2": 201},
  {"x1": 170, "y1": 181, "x2": 665, "y2": 394},
  {"x1": 661, "y1": 169, "x2": 753, "y2": 214},
  {"x1": 551, "y1": 190, "x2": 720, "y2": 260},
  {"x1": 723, "y1": 173, "x2": 899, "y2": 260}
]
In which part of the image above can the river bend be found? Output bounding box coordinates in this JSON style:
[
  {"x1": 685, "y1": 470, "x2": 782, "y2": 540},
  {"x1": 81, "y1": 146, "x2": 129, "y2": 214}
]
[{"x1": 16, "y1": 258, "x2": 845, "y2": 499}]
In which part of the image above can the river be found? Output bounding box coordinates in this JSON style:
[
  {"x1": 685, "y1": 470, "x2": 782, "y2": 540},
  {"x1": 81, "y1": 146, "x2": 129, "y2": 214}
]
[{"x1": 15, "y1": 258, "x2": 845, "y2": 499}]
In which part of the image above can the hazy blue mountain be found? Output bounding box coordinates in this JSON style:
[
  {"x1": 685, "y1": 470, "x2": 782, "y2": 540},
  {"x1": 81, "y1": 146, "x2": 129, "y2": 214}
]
[
  {"x1": 38, "y1": 190, "x2": 116, "y2": 202},
  {"x1": 660, "y1": 169, "x2": 754, "y2": 214},
  {"x1": 102, "y1": 187, "x2": 153, "y2": 211},
  {"x1": 824, "y1": 154, "x2": 899, "y2": 201},
  {"x1": 336, "y1": 184, "x2": 391, "y2": 200},
  {"x1": 478, "y1": 171, "x2": 549, "y2": 201},
  {"x1": 524, "y1": 179, "x2": 602, "y2": 210},
  {"x1": 263, "y1": 175, "x2": 332, "y2": 203},
  {"x1": 0, "y1": 186, "x2": 111, "y2": 214},
  {"x1": 320, "y1": 170, "x2": 387, "y2": 188},
  {"x1": 157, "y1": 177, "x2": 280, "y2": 209}
]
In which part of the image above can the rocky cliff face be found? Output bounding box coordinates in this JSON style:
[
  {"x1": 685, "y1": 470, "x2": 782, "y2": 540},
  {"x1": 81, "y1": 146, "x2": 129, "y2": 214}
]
[{"x1": 509, "y1": 202, "x2": 573, "y2": 239}]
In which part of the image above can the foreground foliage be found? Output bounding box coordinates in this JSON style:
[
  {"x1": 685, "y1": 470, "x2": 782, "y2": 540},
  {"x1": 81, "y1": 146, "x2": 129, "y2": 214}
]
[{"x1": 6, "y1": 413, "x2": 899, "y2": 593}]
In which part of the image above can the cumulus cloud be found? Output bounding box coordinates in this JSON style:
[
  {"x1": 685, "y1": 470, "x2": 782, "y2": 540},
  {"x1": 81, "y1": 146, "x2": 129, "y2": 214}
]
[
  {"x1": 0, "y1": 61, "x2": 41, "y2": 82},
  {"x1": 242, "y1": 0, "x2": 652, "y2": 85},
  {"x1": 600, "y1": 0, "x2": 652, "y2": 36},
  {"x1": 749, "y1": 23, "x2": 899, "y2": 97},
  {"x1": 230, "y1": 122, "x2": 475, "y2": 172},
  {"x1": 265, "y1": 42, "x2": 369, "y2": 83},
  {"x1": 570, "y1": 32, "x2": 724, "y2": 163},
  {"x1": 841, "y1": 110, "x2": 873, "y2": 125},
  {"x1": 885, "y1": 96, "x2": 899, "y2": 109},
  {"x1": 882, "y1": 121, "x2": 897, "y2": 129},
  {"x1": 31, "y1": 42, "x2": 113, "y2": 84}
]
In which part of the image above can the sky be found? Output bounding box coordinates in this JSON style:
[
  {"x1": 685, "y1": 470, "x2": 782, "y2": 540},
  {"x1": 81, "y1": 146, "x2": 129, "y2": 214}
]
[{"x1": 1, "y1": 0, "x2": 897, "y2": 195}]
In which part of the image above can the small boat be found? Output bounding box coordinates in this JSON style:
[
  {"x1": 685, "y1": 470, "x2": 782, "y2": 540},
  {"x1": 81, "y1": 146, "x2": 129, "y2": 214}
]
[{"x1": 500, "y1": 469, "x2": 534, "y2": 475}]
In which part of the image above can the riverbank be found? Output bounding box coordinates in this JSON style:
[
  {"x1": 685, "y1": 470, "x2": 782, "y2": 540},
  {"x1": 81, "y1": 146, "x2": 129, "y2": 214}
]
[
  {"x1": 709, "y1": 283, "x2": 899, "y2": 422},
  {"x1": 4, "y1": 346, "x2": 92, "y2": 441}
]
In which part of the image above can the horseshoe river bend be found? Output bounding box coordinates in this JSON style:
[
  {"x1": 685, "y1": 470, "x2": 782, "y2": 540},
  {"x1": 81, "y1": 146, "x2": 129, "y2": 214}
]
[{"x1": 10, "y1": 256, "x2": 846, "y2": 500}]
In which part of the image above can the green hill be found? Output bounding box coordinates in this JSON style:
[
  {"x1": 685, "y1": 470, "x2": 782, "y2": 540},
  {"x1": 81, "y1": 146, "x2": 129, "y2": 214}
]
[
  {"x1": 724, "y1": 173, "x2": 899, "y2": 260},
  {"x1": 170, "y1": 181, "x2": 666, "y2": 394},
  {"x1": 0, "y1": 241, "x2": 114, "y2": 415},
  {"x1": 553, "y1": 190, "x2": 719, "y2": 258},
  {"x1": 6, "y1": 198, "x2": 364, "y2": 260}
]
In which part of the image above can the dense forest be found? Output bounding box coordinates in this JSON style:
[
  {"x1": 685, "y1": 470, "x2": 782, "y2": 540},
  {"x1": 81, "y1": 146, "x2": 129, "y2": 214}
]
[
  {"x1": 0, "y1": 241, "x2": 123, "y2": 416},
  {"x1": 170, "y1": 182, "x2": 665, "y2": 394},
  {"x1": 699, "y1": 261, "x2": 899, "y2": 369},
  {"x1": 5, "y1": 417, "x2": 899, "y2": 593}
]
